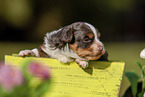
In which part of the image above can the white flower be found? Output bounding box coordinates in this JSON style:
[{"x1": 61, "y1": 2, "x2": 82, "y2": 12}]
[{"x1": 140, "y1": 48, "x2": 145, "y2": 59}]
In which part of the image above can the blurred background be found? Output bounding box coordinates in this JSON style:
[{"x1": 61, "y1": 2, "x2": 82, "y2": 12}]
[{"x1": 0, "y1": 0, "x2": 145, "y2": 96}]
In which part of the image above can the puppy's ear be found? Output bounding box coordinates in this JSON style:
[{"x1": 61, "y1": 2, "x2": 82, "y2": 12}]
[
  {"x1": 47, "y1": 26, "x2": 74, "y2": 49},
  {"x1": 61, "y1": 25, "x2": 73, "y2": 43}
]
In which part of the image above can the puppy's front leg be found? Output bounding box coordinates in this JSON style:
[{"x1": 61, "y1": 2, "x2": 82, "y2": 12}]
[
  {"x1": 18, "y1": 48, "x2": 40, "y2": 57},
  {"x1": 75, "y1": 59, "x2": 89, "y2": 69}
]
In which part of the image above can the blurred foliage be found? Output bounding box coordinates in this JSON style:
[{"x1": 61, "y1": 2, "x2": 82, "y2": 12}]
[
  {"x1": 125, "y1": 71, "x2": 140, "y2": 96},
  {"x1": 0, "y1": 0, "x2": 32, "y2": 27},
  {"x1": 95, "y1": 0, "x2": 135, "y2": 12},
  {"x1": 0, "y1": 60, "x2": 51, "y2": 97},
  {"x1": 0, "y1": 0, "x2": 145, "y2": 41}
]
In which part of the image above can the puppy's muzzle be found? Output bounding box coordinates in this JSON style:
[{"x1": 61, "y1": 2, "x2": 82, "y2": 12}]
[
  {"x1": 98, "y1": 45, "x2": 104, "y2": 52},
  {"x1": 90, "y1": 42, "x2": 105, "y2": 60}
]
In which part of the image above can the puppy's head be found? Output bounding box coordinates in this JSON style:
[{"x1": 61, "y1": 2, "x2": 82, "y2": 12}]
[
  {"x1": 46, "y1": 22, "x2": 105, "y2": 60},
  {"x1": 69, "y1": 22, "x2": 105, "y2": 60}
]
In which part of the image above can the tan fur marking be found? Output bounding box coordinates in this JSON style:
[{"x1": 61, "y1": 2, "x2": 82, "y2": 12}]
[
  {"x1": 69, "y1": 42, "x2": 104, "y2": 60},
  {"x1": 69, "y1": 43, "x2": 78, "y2": 51},
  {"x1": 86, "y1": 33, "x2": 94, "y2": 39}
]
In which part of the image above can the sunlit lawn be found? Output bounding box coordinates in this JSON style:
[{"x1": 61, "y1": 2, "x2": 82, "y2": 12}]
[{"x1": 0, "y1": 41, "x2": 145, "y2": 96}]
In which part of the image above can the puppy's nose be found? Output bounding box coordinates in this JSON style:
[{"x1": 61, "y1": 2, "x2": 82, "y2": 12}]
[{"x1": 98, "y1": 45, "x2": 103, "y2": 51}]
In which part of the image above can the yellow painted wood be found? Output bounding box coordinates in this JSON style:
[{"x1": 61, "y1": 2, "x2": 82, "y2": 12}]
[{"x1": 5, "y1": 55, "x2": 125, "y2": 97}]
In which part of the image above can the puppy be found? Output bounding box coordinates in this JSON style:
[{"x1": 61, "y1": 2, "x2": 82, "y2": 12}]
[{"x1": 18, "y1": 22, "x2": 108, "y2": 68}]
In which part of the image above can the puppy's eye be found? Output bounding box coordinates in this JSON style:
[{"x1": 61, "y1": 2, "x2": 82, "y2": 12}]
[{"x1": 83, "y1": 36, "x2": 91, "y2": 43}]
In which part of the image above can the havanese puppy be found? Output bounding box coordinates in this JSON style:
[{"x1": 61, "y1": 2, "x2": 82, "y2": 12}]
[{"x1": 18, "y1": 22, "x2": 108, "y2": 68}]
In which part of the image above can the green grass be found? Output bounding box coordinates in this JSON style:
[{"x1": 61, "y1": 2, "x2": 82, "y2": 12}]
[
  {"x1": 0, "y1": 41, "x2": 145, "y2": 96},
  {"x1": 0, "y1": 42, "x2": 40, "y2": 61}
]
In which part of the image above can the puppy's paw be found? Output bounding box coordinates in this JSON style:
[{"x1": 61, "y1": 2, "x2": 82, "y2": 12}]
[
  {"x1": 75, "y1": 59, "x2": 89, "y2": 69},
  {"x1": 57, "y1": 55, "x2": 73, "y2": 63},
  {"x1": 18, "y1": 50, "x2": 36, "y2": 57}
]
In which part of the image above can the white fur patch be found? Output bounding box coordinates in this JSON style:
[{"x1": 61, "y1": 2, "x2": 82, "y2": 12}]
[
  {"x1": 32, "y1": 48, "x2": 40, "y2": 57},
  {"x1": 85, "y1": 23, "x2": 98, "y2": 41}
]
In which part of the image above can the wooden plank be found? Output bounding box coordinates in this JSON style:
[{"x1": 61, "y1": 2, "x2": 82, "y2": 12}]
[{"x1": 5, "y1": 55, "x2": 125, "y2": 97}]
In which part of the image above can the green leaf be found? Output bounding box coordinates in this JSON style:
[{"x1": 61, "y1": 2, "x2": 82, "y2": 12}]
[
  {"x1": 0, "y1": 86, "x2": 4, "y2": 97},
  {"x1": 138, "y1": 91, "x2": 144, "y2": 97},
  {"x1": 21, "y1": 59, "x2": 34, "y2": 82},
  {"x1": 125, "y1": 71, "x2": 140, "y2": 97},
  {"x1": 34, "y1": 80, "x2": 51, "y2": 97},
  {"x1": 136, "y1": 62, "x2": 144, "y2": 76},
  {"x1": 136, "y1": 62, "x2": 145, "y2": 90}
]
